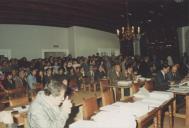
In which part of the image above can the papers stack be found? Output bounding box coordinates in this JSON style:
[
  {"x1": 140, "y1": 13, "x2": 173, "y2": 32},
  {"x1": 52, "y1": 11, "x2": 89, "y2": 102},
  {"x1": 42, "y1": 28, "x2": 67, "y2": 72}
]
[
  {"x1": 70, "y1": 111, "x2": 136, "y2": 128},
  {"x1": 168, "y1": 87, "x2": 189, "y2": 94},
  {"x1": 134, "y1": 87, "x2": 150, "y2": 98},
  {"x1": 12, "y1": 105, "x2": 29, "y2": 113},
  {"x1": 91, "y1": 111, "x2": 136, "y2": 128},
  {"x1": 117, "y1": 81, "x2": 132, "y2": 86},
  {"x1": 150, "y1": 91, "x2": 174, "y2": 100},
  {"x1": 99, "y1": 101, "x2": 153, "y2": 118},
  {"x1": 138, "y1": 77, "x2": 146, "y2": 82},
  {"x1": 0, "y1": 111, "x2": 13, "y2": 124},
  {"x1": 69, "y1": 120, "x2": 97, "y2": 128}
]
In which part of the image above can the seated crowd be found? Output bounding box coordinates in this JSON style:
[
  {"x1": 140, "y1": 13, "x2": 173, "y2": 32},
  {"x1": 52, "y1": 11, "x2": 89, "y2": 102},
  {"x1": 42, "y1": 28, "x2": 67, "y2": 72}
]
[
  {"x1": 0, "y1": 54, "x2": 187, "y2": 128},
  {"x1": 0, "y1": 54, "x2": 184, "y2": 94}
]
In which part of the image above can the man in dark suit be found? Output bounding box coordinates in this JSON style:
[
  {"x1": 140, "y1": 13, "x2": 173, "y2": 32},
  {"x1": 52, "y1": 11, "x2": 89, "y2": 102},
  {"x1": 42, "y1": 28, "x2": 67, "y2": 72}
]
[
  {"x1": 155, "y1": 63, "x2": 170, "y2": 91},
  {"x1": 109, "y1": 64, "x2": 124, "y2": 85},
  {"x1": 167, "y1": 64, "x2": 181, "y2": 83}
]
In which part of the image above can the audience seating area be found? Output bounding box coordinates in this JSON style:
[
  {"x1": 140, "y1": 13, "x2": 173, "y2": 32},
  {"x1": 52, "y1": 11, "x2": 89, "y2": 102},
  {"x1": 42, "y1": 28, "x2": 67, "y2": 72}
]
[{"x1": 0, "y1": 54, "x2": 188, "y2": 128}]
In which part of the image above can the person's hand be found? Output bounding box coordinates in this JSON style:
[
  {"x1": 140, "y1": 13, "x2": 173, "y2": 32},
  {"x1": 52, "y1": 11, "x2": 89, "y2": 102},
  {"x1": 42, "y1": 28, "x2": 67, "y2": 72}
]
[{"x1": 61, "y1": 96, "x2": 72, "y2": 114}]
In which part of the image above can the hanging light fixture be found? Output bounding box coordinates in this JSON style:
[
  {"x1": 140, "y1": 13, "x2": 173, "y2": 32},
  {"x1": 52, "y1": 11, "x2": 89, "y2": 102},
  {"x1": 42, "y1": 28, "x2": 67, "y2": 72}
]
[{"x1": 116, "y1": 0, "x2": 140, "y2": 41}]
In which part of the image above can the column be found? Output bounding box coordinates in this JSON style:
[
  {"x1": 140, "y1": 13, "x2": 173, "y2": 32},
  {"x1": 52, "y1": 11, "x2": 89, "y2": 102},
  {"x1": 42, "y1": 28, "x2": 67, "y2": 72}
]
[{"x1": 133, "y1": 34, "x2": 141, "y2": 56}]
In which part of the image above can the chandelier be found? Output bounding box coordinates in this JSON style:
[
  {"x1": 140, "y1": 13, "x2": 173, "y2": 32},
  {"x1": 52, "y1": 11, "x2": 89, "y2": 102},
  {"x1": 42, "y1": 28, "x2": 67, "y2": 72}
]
[{"x1": 116, "y1": 0, "x2": 140, "y2": 41}]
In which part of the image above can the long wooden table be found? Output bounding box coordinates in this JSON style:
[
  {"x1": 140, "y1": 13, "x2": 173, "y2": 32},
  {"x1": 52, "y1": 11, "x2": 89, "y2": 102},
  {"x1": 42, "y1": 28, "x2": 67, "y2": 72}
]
[{"x1": 2, "y1": 90, "x2": 175, "y2": 128}]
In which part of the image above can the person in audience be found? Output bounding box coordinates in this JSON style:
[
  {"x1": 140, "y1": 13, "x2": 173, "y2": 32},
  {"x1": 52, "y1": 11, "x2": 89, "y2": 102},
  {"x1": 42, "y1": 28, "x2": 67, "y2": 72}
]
[
  {"x1": 124, "y1": 64, "x2": 135, "y2": 81},
  {"x1": 12, "y1": 69, "x2": 22, "y2": 88},
  {"x1": 155, "y1": 63, "x2": 170, "y2": 91},
  {"x1": 44, "y1": 68, "x2": 52, "y2": 84},
  {"x1": 0, "y1": 71, "x2": 6, "y2": 92},
  {"x1": 86, "y1": 66, "x2": 95, "y2": 81},
  {"x1": 3, "y1": 72, "x2": 16, "y2": 90},
  {"x1": 109, "y1": 64, "x2": 124, "y2": 84},
  {"x1": 36, "y1": 70, "x2": 45, "y2": 85},
  {"x1": 167, "y1": 64, "x2": 181, "y2": 83},
  {"x1": 18, "y1": 69, "x2": 28, "y2": 90},
  {"x1": 67, "y1": 67, "x2": 77, "y2": 81},
  {"x1": 138, "y1": 57, "x2": 152, "y2": 77},
  {"x1": 27, "y1": 68, "x2": 37, "y2": 96},
  {"x1": 95, "y1": 65, "x2": 107, "y2": 81},
  {"x1": 27, "y1": 76, "x2": 72, "y2": 128}
]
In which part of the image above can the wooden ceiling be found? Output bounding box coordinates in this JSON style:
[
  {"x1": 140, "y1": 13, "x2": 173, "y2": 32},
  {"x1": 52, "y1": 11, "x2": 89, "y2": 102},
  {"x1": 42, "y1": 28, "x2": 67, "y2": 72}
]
[{"x1": 0, "y1": 0, "x2": 187, "y2": 33}]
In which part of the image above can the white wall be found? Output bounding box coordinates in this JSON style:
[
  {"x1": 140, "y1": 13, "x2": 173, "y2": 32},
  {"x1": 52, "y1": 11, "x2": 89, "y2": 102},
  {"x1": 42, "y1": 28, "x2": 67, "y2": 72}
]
[
  {"x1": 0, "y1": 24, "x2": 69, "y2": 60},
  {"x1": 73, "y1": 26, "x2": 120, "y2": 57},
  {"x1": 0, "y1": 24, "x2": 120, "y2": 59}
]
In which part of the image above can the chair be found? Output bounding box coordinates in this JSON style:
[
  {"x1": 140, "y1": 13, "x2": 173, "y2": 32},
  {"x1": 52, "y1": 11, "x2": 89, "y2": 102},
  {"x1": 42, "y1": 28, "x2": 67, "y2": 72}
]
[
  {"x1": 131, "y1": 82, "x2": 140, "y2": 94},
  {"x1": 69, "y1": 79, "x2": 78, "y2": 90},
  {"x1": 8, "y1": 87, "x2": 26, "y2": 98},
  {"x1": 144, "y1": 80, "x2": 154, "y2": 92},
  {"x1": 13, "y1": 112, "x2": 27, "y2": 127},
  {"x1": 99, "y1": 79, "x2": 110, "y2": 92},
  {"x1": 9, "y1": 96, "x2": 29, "y2": 107},
  {"x1": 102, "y1": 89, "x2": 114, "y2": 106},
  {"x1": 83, "y1": 97, "x2": 98, "y2": 120},
  {"x1": 82, "y1": 77, "x2": 96, "y2": 92}
]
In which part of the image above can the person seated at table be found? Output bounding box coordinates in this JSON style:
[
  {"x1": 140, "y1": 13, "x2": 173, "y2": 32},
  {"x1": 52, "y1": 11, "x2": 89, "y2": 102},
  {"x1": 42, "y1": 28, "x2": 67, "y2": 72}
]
[
  {"x1": 124, "y1": 64, "x2": 135, "y2": 81},
  {"x1": 95, "y1": 65, "x2": 107, "y2": 81},
  {"x1": 0, "y1": 71, "x2": 7, "y2": 92},
  {"x1": 12, "y1": 69, "x2": 23, "y2": 88},
  {"x1": 27, "y1": 68, "x2": 37, "y2": 97},
  {"x1": 138, "y1": 57, "x2": 152, "y2": 77},
  {"x1": 44, "y1": 68, "x2": 52, "y2": 84},
  {"x1": 154, "y1": 63, "x2": 170, "y2": 91},
  {"x1": 109, "y1": 64, "x2": 125, "y2": 85},
  {"x1": 167, "y1": 64, "x2": 181, "y2": 84},
  {"x1": 36, "y1": 70, "x2": 45, "y2": 85},
  {"x1": 3, "y1": 72, "x2": 16, "y2": 90},
  {"x1": 27, "y1": 76, "x2": 72, "y2": 128}
]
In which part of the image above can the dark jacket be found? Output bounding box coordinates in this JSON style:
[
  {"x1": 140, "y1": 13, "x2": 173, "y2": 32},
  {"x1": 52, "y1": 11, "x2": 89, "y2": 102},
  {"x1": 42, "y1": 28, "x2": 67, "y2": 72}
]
[{"x1": 155, "y1": 71, "x2": 170, "y2": 91}]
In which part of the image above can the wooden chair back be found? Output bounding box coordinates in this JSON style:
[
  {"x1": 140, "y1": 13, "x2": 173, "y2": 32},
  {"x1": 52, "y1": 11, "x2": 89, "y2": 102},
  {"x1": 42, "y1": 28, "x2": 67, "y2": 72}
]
[
  {"x1": 131, "y1": 82, "x2": 140, "y2": 94},
  {"x1": 9, "y1": 96, "x2": 29, "y2": 107},
  {"x1": 69, "y1": 79, "x2": 78, "y2": 90},
  {"x1": 8, "y1": 87, "x2": 26, "y2": 98},
  {"x1": 102, "y1": 89, "x2": 114, "y2": 106},
  {"x1": 83, "y1": 97, "x2": 98, "y2": 120},
  {"x1": 99, "y1": 79, "x2": 110, "y2": 92},
  {"x1": 144, "y1": 80, "x2": 154, "y2": 92}
]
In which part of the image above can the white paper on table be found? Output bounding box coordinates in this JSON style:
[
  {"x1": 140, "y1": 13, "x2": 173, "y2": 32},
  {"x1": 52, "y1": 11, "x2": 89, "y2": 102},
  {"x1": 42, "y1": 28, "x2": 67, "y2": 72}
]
[
  {"x1": 0, "y1": 111, "x2": 13, "y2": 124},
  {"x1": 134, "y1": 87, "x2": 150, "y2": 98},
  {"x1": 117, "y1": 81, "x2": 132, "y2": 86},
  {"x1": 145, "y1": 78, "x2": 151, "y2": 81},
  {"x1": 12, "y1": 105, "x2": 29, "y2": 113},
  {"x1": 111, "y1": 102, "x2": 127, "y2": 107},
  {"x1": 91, "y1": 111, "x2": 136, "y2": 128},
  {"x1": 69, "y1": 120, "x2": 96, "y2": 128},
  {"x1": 119, "y1": 102, "x2": 153, "y2": 117},
  {"x1": 141, "y1": 98, "x2": 166, "y2": 107},
  {"x1": 99, "y1": 105, "x2": 119, "y2": 112},
  {"x1": 149, "y1": 91, "x2": 173, "y2": 100},
  {"x1": 138, "y1": 77, "x2": 146, "y2": 81}
]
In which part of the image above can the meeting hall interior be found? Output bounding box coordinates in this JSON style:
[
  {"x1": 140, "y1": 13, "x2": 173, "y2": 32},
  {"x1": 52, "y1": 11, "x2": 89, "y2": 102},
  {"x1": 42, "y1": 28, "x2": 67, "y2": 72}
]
[{"x1": 0, "y1": 0, "x2": 189, "y2": 128}]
